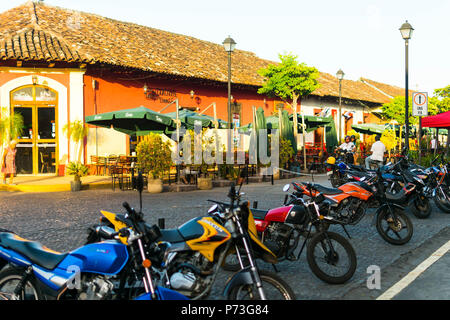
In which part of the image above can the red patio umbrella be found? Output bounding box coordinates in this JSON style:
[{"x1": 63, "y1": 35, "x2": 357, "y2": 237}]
[{"x1": 422, "y1": 111, "x2": 450, "y2": 128}]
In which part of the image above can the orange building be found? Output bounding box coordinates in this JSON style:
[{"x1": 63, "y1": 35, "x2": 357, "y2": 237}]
[{"x1": 0, "y1": 2, "x2": 406, "y2": 176}]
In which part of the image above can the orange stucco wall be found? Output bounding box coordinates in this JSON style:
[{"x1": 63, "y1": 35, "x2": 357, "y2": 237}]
[{"x1": 83, "y1": 70, "x2": 275, "y2": 127}]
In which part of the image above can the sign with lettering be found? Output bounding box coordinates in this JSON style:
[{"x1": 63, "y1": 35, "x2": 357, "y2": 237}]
[
  {"x1": 145, "y1": 87, "x2": 177, "y2": 104},
  {"x1": 412, "y1": 92, "x2": 428, "y2": 117}
]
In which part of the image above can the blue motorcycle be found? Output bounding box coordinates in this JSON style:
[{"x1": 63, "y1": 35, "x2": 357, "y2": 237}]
[{"x1": 0, "y1": 202, "x2": 188, "y2": 301}]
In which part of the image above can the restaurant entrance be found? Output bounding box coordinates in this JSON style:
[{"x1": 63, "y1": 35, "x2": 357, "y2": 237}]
[{"x1": 10, "y1": 85, "x2": 58, "y2": 175}]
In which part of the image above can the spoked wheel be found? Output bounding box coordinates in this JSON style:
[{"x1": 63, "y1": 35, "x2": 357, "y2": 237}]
[
  {"x1": 0, "y1": 268, "x2": 42, "y2": 300},
  {"x1": 434, "y1": 185, "x2": 450, "y2": 214},
  {"x1": 306, "y1": 231, "x2": 357, "y2": 284},
  {"x1": 376, "y1": 206, "x2": 413, "y2": 245},
  {"x1": 330, "y1": 172, "x2": 342, "y2": 188},
  {"x1": 411, "y1": 194, "x2": 432, "y2": 219},
  {"x1": 227, "y1": 269, "x2": 296, "y2": 300}
]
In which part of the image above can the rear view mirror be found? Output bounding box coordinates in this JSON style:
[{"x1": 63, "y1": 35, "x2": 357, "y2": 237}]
[{"x1": 282, "y1": 184, "x2": 290, "y2": 192}]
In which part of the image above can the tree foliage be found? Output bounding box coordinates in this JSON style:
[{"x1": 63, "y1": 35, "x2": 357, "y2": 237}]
[
  {"x1": 257, "y1": 53, "x2": 320, "y2": 104},
  {"x1": 381, "y1": 96, "x2": 417, "y2": 125},
  {"x1": 429, "y1": 84, "x2": 450, "y2": 115}
]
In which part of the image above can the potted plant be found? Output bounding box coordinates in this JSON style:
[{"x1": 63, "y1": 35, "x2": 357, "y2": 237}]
[
  {"x1": 66, "y1": 161, "x2": 89, "y2": 191},
  {"x1": 136, "y1": 133, "x2": 172, "y2": 193}
]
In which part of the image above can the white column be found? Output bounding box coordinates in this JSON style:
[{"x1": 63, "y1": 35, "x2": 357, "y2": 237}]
[{"x1": 69, "y1": 71, "x2": 86, "y2": 163}]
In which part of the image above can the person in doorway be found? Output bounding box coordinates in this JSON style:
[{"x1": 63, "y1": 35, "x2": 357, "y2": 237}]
[
  {"x1": 365, "y1": 135, "x2": 386, "y2": 169},
  {"x1": 1, "y1": 140, "x2": 17, "y2": 185}
]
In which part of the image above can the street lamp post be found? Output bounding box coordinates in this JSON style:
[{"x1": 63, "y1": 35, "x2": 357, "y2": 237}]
[
  {"x1": 399, "y1": 20, "x2": 414, "y2": 153},
  {"x1": 336, "y1": 69, "x2": 345, "y2": 143},
  {"x1": 222, "y1": 36, "x2": 236, "y2": 130}
]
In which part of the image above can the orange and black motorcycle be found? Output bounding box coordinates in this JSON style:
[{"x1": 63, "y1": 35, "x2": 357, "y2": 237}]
[{"x1": 293, "y1": 168, "x2": 413, "y2": 245}]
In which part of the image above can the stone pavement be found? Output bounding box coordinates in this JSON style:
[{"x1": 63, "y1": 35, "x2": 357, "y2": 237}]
[{"x1": 0, "y1": 174, "x2": 449, "y2": 300}]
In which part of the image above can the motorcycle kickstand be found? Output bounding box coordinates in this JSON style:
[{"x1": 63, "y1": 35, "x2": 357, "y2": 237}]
[{"x1": 341, "y1": 225, "x2": 352, "y2": 239}]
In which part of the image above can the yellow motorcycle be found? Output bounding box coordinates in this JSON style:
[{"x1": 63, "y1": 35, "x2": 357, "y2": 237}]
[{"x1": 88, "y1": 172, "x2": 296, "y2": 300}]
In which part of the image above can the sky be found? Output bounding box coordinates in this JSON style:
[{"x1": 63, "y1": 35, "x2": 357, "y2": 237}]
[{"x1": 1, "y1": 0, "x2": 449, "y2": 97}]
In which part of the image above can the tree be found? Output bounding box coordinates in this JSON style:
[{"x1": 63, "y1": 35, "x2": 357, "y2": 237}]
[
  {"x1": 257, "y1": 53, "x2": 321, "y2": 147},
  {"x1": 381, "y1": 96, "x2": 417, "y2": 125},
  {"x1": 0, "y1": 112, "x2": 24, "y2": 168},
  {"x1": 429, "y1": 84, "x2": 450, "y2": 115}
]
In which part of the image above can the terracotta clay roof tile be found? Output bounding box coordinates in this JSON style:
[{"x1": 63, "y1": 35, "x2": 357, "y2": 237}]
[{"x1": 0, "y1": 2, "x2": 401, "y2": 105}]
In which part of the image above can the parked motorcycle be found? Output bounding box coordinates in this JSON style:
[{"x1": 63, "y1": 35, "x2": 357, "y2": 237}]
[
  {"x1": 294, "y1": 166, "x2": 414, "y2": 245},
  {"x1": 216, "y1": 183, "x2": 357, "y2": 285},
  {"x1": 0, "y1": 204, "x2": 187, "y2": 300},
  {"x1": 89, "y1": 171, "x2": 296, "y2": 300}
]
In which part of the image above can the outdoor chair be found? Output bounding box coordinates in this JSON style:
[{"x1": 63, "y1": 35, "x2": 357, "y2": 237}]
[{"x1": 110, "y1": 165, "x2": 131, "y2": 191}]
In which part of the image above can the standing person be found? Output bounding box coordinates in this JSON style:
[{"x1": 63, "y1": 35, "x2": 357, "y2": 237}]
[
  {"x1": 1, "y1": 140, "x2": 17, "y2": 185},
  {"x1": 365, "y1": 135, "x2": 386, "y2": 169},
  {"x1": 431, "y1": 135, "x2": 438, "y2": 154}
]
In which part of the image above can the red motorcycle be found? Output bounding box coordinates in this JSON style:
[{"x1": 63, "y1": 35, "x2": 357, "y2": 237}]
[{"x1": 214, "y1": 183, "x2": 357, "y2": 285}]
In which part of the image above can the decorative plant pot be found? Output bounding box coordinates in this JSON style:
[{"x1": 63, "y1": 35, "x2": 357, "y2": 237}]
[
  {"x1": 197, "y1": 177, "x2": 213, "y2": 190},
  {"x1": 147, "y1": 178, "x2": 163, "y2": 193},
  {"x1": 70, "y1": 180, "x2": 82, "y2": 192}
]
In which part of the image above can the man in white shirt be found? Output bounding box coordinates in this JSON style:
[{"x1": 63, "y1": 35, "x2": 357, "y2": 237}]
[
  {"x1": 365, "y1": 135, "x2": 386, "y2": 169},
  {"x1": 431, "y1": 136, "x2": 437, "y2": 152}
]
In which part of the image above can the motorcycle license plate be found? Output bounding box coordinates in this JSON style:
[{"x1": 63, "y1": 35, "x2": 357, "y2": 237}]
[{"x1": 327, "y1": 171, "x2": 333, "y2": 176}]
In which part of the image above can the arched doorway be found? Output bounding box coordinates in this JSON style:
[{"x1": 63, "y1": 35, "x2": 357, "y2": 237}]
[{"x1": 10, "y1": 85, "x2": 59, "y2": 175}]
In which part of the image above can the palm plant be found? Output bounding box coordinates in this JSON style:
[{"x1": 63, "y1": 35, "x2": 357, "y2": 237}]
[{"x1": 63, "y1": 120, "x2": 88, "y2": 163}]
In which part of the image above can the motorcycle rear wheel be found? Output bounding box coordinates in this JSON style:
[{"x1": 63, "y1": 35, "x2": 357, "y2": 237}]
[
  {"x1": 227, "y1": 269, "x2": 296, "y2": 300},
  {"x1": 376, "y1": 207, "x2": 413, "y2": 245},
  {"x1": 0, "y1": 267, "x2": 42, "y2": 300},
  {"x1": 306, "y1": 231, "x2": 357, "y2": 284}
]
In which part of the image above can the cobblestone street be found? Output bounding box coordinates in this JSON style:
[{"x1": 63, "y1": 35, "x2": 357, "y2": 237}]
[{"x1": 1, "y1": 176, "x2": 449, "y2": 299}]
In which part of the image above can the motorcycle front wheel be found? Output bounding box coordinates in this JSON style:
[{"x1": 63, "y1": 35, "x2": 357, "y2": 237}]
[
  {"x1": 411, "y1": 194, "x2": 432, "y2": 219},
  {"x1": 227, "y1": 269, "x2": 296, "y2": 300},
  {"x1": 330, "y1": 172, "x2": 342, "y2": 188},
  {"x1": 376, "y1": 206, "x2": 413, "y2": 245},
  {"x1": 434, "y1": 185, "x2": 450, "y2": 214},
  {"x1": 306, "y1": 231, "x2": 357, "y2": 284}
]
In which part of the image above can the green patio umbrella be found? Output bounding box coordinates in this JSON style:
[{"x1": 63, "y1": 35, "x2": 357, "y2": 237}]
[
  {"x1": 351, "y1": 123, "x2": 385, "y2": 135},
  {"x1": 164, "y1": 109, "x2": 228, "y2": 130},
  {"x1": 85, "y1": 106, "x2": 178, "y2": 136}
]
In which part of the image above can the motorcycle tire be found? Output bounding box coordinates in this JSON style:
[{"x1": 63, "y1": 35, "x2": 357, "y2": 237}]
[
  {"x1": 0, "y1": 267, "x2": 43, "y2": 300},
  {"x1": 330, "y1": 172, "x2": 342, "y2": 188},
  {"x1": 306, "y1": 231, "x2": 357, "y2": 284},
  {"x1": 376, "y1": 206, "x2": 413, "y2": 245},
  {"x1": 227, "y1": 269, "x2": 296, "y2": 300},
  {"x1": 434, "y1": 186, "x2": 450, "y2": 214},
  {"x1": 411, "y1": 194, "x2": 432, "y2": 219}
]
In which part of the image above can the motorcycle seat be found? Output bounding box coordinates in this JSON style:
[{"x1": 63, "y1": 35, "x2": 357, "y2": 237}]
[
  {"x1": 311, "y1": 184, "x2": 343, "y2": 195},
  {"x1": 158, "y1": 229, "x2": 186, "y2": 243},
  {"x1": 251, "y1": 209, "x2": 269, "y2": 220},
  {"x1": 0, "y1": 232, "x2": 67, "y2": 270}
]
